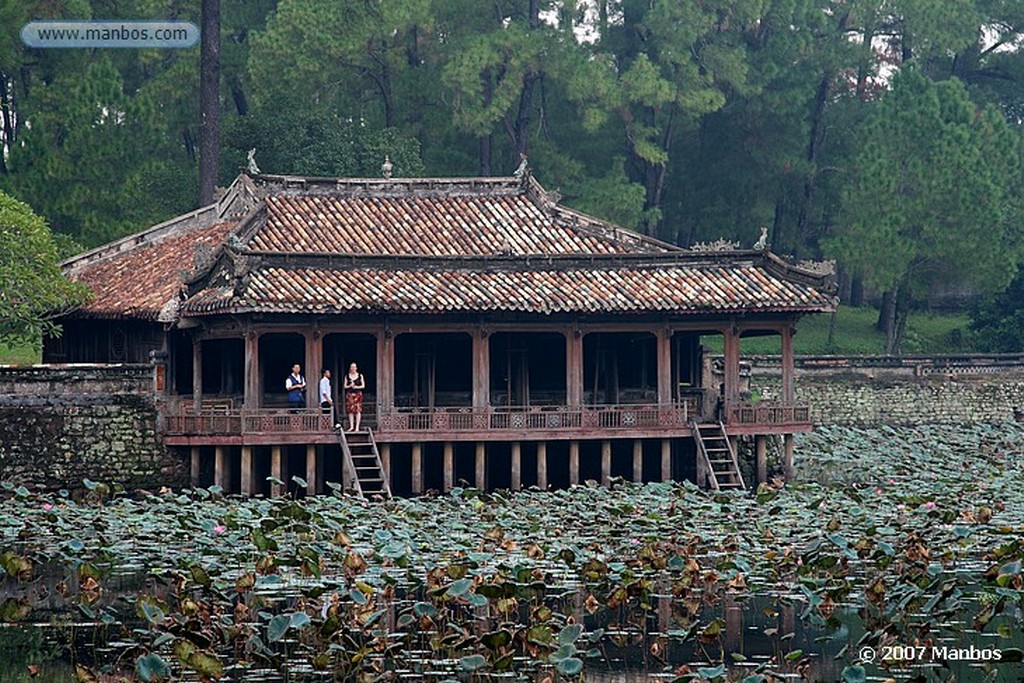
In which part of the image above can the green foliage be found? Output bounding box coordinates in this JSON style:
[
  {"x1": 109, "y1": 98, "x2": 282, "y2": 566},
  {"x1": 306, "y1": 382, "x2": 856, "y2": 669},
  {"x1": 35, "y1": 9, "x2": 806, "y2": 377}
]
[
  {"x1": 969, "y1": 270, "x2": 1024, "y2": 352},
  {"x1": 829, "y1": 69, "x2": 1022, "y2": 296},
  {"x1": 223, "y1": 110, "x2": 424, "y2": 179},
  {"x1": 0, "y1": 191, "x2": 90, "y2": 345},
  {"x1": 2, "y1": 55, "x2": 193, "y2": 247}
]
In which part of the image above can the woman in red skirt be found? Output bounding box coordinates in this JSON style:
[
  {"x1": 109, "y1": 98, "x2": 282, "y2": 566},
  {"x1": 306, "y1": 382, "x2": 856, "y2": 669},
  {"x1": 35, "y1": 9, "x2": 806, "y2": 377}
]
[{"x1": 343, "y1": 362, "x2": 366, "y2": 432}]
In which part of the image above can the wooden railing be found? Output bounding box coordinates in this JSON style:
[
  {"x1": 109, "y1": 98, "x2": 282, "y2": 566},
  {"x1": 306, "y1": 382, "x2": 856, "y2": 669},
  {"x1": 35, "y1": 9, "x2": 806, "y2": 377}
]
[
  {"x1": 163, "y1": 397, "x2": 809, "y2": 437},
  {"x1": 165, "y1": 408, "x2": 332, "y2": 436},
  {"x1": 378, "y1": 400, "x2": 699, "y2": 434},
  {"x1": 726, "y1": 400, "x2": 812, "y2": 426}
]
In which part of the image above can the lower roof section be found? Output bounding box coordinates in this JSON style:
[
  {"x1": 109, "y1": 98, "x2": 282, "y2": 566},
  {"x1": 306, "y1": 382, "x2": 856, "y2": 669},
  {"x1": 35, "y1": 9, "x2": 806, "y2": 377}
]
[{"x1": 183, "y1": 256, "x2": 835, "y2": 317}]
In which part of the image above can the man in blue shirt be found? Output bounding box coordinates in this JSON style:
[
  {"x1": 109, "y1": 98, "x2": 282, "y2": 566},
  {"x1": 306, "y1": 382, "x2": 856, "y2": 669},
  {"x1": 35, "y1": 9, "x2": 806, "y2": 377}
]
[{"x1": 286, "y1": 364, "x2": 306, "y2": 412}]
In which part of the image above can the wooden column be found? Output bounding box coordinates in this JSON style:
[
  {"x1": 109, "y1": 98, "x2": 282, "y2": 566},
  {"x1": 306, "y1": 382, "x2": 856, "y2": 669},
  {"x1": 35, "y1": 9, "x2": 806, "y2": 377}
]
[
  {"x1": 566, "y1": 329, "x2": 583, "y2": 407},
  {"x1": 305, "y1": 445, "x2": 317, "y2": 494},
  {"x1": 475, "y1": 442, "x2": 486, "y2": 489},
  {"x1": 510, "y1": 442, "x2": 522, "y2": 490},
  {"x1": 783, "y1": 434, "x2": 795, "y2": 480},
  {"x1": 755, "y1": 436, "x2": 767, "y2": 484},
  {"x1": 443, "y1": 443, "x2": 454, "y2": 492},
  {"x1": 244, "y1": 331, "x2": 260, "y2": 409},
  {"x1": 271, "y1": 446, "x2": 283, "y2": 497},
  {"x1": 240, "y1": 446, "x2": 254, "y2": 495},
  {"x1": 305, "y1": 332, "x2": 321, "y2": 409},
  {"x1": 661, "y1": 439, "x2": 671, "y2": 481},
  {"x1": 722, "y1": 325, "x2": 741, "y2": 408},
  {"x1": 781, "y1": 325, "x2": 795, "y2": 403},
  {"x1": 600, "y1": 440, "x2": 611, "y2": 486},
  {"x1": 214, "y1": 446, "x2": 227, "y2": 490},
  {"x1": 632, "y1": 440, "x2": 643, "y2": 483},
  {"x1": 379, "y1": 444, "x2": 391, "y2": 491},
  {"x1": 376, "y1": 331, "x2": 394, "y2": 413},
  {"x1": 696, "y1": 443, "x2": 708, "y2": 489},
  {"x1": 190, "y1": 447, "x2": 201, "y2": 486},
  {"x1": 656, "y1": 329, "x2": 672, "y2": 405},
  {"x1": 411, "y1": 443, "x2": 423, "y2": 495},
  {"x1": 192, "y1": 336, "x2": 203, "y2": 413},
  {"x1": 568, "y1": 441, "x2": 580, "y2": 486},
  {"x1": 472, "y1": 329, "x2": 490, "y2": 408},
  {"x1": 536, "y1": 442, "x2": 548, "y2": 489}
]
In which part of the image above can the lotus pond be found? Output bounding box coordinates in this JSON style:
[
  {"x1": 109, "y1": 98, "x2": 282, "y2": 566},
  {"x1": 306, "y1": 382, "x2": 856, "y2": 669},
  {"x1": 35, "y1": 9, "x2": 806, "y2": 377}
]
[{"x1": 1, "y1": 423, "x2": 1023, "y2": 683}]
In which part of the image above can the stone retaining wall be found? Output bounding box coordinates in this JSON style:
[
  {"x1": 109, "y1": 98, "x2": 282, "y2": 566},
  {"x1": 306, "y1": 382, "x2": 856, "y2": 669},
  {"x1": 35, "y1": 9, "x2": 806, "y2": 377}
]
[
  {"x1": 749, "y1": 355, "x2": 1024, "y2": 425},
  {"x1": 0, "y1": 365, "x2": 186, "y2": 491}
]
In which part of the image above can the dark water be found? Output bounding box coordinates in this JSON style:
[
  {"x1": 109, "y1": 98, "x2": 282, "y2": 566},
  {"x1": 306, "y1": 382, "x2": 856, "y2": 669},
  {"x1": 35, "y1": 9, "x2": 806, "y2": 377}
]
[{"x1": 2, "y1": 582, "x2": 1021, "y2": 682}]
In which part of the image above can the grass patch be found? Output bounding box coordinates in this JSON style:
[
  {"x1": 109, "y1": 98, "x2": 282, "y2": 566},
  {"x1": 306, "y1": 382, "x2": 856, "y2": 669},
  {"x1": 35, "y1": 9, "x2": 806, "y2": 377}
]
[
  {"x1": 0, "y1": 340, "x2": 42, "y2": 365},
  {"x1": 703, "y1": 305, "x2": 972, "y2": 355}
]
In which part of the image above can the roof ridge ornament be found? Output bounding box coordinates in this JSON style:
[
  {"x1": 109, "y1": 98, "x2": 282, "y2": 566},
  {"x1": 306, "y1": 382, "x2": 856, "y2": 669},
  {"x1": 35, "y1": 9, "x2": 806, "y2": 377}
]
[
  {"x1": 246, "y1": 148, "x2": 261, "y2": 175},
  {"x1": 753, "y1": 226, "x2": 768, "y2": 250},
  {"x1": 513, "y1": 153, "x2": 529, "y2": 179}
]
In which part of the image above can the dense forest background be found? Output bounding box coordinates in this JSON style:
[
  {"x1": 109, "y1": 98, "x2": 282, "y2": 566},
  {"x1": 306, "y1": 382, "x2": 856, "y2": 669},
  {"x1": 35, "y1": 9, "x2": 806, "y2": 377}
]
[{"x1": 1, "y1": 0, "x2": 1022, "y2": 352}]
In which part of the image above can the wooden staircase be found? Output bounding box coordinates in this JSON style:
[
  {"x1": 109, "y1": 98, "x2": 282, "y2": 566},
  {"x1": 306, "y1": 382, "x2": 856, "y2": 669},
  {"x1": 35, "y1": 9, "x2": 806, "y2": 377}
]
[
  {"x1": 339, "y1": 428, "x2": 392, "y2": 499},
  {"x1": 692, "y1": 422, "x2": 746, "y2": 491}
]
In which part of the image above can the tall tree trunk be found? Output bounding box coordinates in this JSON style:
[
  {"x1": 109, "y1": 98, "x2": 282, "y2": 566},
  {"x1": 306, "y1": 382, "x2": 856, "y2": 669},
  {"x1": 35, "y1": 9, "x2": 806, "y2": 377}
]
[
  {"x1": 0, "y1": 74, "x2": 12, "y2": 174},
  {"x1": 199, "y1": 0, "x2": 221, "y2": 205},
  {"x1": 479, "y1": 135, "x2": 492, "y2": 176},
  {"x1": 880, "y1": 280, "x2": 899, "y2": 354},
  {"x1": 850, "y1": 276, "x2": 864, "y2": 307},
  {"x1": 229, "y1": 77, "x2": 248, "y2": 116},
  {"x1": 794, "y1": 73, "x2": 830, "y2": 245},
  {"x1": 507, "y1": 0, "x2": 541, "y2": 158},
  {"x1": 892, "y1": 279, "x2": 911, "y2": 354}
]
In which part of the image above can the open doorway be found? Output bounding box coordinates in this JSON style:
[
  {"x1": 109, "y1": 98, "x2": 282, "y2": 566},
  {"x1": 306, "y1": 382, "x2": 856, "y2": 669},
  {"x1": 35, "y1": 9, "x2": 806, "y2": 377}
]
[{"x1": 489, "y1": 332, "x2": 566, "y2": 406}]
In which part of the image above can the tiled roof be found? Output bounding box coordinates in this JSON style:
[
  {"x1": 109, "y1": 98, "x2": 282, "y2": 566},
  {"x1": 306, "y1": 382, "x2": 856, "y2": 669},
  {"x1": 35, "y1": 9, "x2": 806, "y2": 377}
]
[
  {"x1": 183, "y1": 257, "x2": 835, "y2": 316},
  {"x1": 61, "y1": 173, "x2": 836, "y2": 322},
  {"x1": 72, "y1": 221, "x2": 237, "y2": 319},
  {"x1": 247, "y1": 184, "x2": 670, "y2": 256}
]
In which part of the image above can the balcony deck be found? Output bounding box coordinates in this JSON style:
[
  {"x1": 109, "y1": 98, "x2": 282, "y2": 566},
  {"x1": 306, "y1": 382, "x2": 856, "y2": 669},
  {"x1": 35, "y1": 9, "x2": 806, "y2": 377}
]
[{"x1": 162, "y1": 398, "x2": 812, "y2": 445}]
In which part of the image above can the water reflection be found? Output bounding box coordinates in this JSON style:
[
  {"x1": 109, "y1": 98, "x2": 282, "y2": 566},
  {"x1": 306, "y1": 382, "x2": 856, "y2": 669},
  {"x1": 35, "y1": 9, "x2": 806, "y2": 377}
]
[{"x1": 2, "y1": 586, "x2": 1021, "y2": 683}]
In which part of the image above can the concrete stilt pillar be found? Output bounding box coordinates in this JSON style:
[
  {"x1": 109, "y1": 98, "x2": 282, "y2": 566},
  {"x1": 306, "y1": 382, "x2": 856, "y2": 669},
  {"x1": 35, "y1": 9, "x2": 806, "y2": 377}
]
[
  {"x1": 537, "y1": 442, "x2": 548, "y2": 489},
  {"x1": 240, "y1": 446, "x2": 254, "y2": 495},
  {"x1": 755, "y1": 436, "x2": 767, "y2": 485},
  {"x1": 190, "y1": 447, "x2": 201, "y2": 487},
  {"x1": 783, "y1": 434, "x2": 795, "y2": 480},
  {"x1": 661, "y1": 439, "x2": 671, "y2": 482},
  {"x1": 600, "y1": 440, "x2": 611, "y2": 486},
  {"x1": 632, "y1": 440, "x2": 643, "y2": 483},
  {"x1": 411, "y1": 443, "x2": 423, "y2": 495},
  {"x1": 511, "y1": 442, "x2": 521, "y2": 490},
  {"x1": 306, "y1": 444, "x2": 317, "y2": 495},
  {"x1": 568, "y1": 441, "x2": 580, "y2": 486},
  {"x1": 475, "y1": 442, "x2": 486, "y2": 490},
  {"x1": 214, "y1": 446, "x2": 227, "y2": 491},
  {"x1": 379, "y1": 443, "x2": 390, "y2": 489},
  {"x1": 443, "y1": 442, "x2": 454, "y2": 492},
  {"x1": 271, "y1": 446, "x2": 283, "y2": 497}
]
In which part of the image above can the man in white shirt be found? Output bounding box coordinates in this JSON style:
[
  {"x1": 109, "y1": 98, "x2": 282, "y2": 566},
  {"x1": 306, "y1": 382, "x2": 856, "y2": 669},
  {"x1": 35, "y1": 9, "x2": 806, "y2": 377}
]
[{"x1": 319, "y1": 369, "x2": 335, "y2": 424}]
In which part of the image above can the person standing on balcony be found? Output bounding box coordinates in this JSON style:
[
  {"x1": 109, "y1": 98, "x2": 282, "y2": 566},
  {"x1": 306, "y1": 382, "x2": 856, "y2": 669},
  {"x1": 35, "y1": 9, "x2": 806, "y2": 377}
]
[
  {"x1": 343, "y1": 362, "x2": 366, "y2": 432},
  {"x1": 319, "y1": 369, "x2": 335, "y2": 425},
  {"x1": 286, "y1": 364, "x2": 306, "y2": 412}
]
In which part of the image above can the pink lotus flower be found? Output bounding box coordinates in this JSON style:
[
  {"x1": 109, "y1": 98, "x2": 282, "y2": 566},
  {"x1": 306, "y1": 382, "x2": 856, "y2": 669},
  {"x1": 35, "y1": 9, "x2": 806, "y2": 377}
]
[
  {"x1": 42, "y1": 503, "x2": 53, "y2": 511},
  {"x1": 924, "y1": 501, "x2": 936, "y2": 510},
  {"x1": 213, "y1": 524, "x2": 227, "y2": 534}
]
